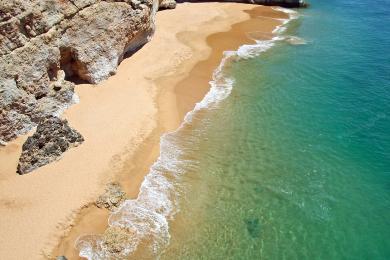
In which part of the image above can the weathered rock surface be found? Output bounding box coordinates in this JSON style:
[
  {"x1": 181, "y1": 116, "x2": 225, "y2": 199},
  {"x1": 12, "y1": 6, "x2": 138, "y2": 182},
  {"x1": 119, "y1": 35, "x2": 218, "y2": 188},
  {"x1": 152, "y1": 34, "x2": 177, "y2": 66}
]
[
  {"x1": 102, "y1": 226, "x2": 137, "y2": 256},
  {"x1": 17, "y1": 116, "x2": 84, "y2": 174},
  {"x1": 96, "y1": 182, "x2": 127, "y2": 211},
  {"x1": 159, "y1": 0, "x2": 177, "y2": 9},
  {"x1": 0, "y1": 0, "x2": 159, "y2": 146}
]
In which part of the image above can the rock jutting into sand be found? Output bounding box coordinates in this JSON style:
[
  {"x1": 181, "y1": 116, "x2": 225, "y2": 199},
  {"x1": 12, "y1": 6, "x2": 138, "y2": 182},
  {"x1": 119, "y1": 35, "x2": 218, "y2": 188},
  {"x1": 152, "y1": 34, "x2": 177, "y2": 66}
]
[
  {"x1": 96, "y1": 183, "x2": 127, "y2": 211},
  {"x1": 17, "y1": 116, "x2": 84, "y2": 174}
]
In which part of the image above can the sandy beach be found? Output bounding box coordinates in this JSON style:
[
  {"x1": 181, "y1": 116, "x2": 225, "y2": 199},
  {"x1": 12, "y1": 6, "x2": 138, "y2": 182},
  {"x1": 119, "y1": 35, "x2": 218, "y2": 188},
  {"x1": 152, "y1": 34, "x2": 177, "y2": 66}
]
[{"x1": 0, "y1": 3, "x2": 286, "y2": 259}]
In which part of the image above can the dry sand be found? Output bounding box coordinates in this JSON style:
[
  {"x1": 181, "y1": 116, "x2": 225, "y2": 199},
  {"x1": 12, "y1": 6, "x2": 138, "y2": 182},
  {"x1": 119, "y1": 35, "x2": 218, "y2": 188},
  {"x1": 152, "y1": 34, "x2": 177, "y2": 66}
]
[{"x1": 0, "y1": 3, "x2": 287, "y2": 259}]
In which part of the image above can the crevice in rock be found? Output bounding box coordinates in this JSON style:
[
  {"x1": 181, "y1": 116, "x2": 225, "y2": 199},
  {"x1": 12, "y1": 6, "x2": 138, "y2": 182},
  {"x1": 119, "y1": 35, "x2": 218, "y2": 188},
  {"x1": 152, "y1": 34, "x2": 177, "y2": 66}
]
[
  {"x1": 59, "y1": 46, "x2": 87, "y2": 84},
  {"x1": 35, "y1": 92, "x2": 47, "y2": 100},
  {"x1": 47, "y1": 62, "x2": 59, "y2": 81}
]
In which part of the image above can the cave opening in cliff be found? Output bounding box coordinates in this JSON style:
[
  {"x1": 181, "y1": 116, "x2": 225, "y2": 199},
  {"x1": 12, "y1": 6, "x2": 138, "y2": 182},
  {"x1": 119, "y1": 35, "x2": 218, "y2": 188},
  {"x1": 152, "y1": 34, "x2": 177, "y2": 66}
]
[{"x1": 59, "y1": 47, "x2": 88, "y2": 84}]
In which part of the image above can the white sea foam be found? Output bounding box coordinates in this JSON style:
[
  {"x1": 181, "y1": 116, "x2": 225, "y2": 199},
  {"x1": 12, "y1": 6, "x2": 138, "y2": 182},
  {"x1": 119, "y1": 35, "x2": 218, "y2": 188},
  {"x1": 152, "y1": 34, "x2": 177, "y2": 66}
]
[
  {"x1": 286, "y1": 36, "x2": 307, "y2": 45},
  {"x1": 272, "y1": 7, "x2": 300, "y2": 35},
  {"x1": 76, "y1": 9, "x2": 299, "y2": 259},
  {"x1": 272, "y1": 6, "x2": 300, "y2": 19}
]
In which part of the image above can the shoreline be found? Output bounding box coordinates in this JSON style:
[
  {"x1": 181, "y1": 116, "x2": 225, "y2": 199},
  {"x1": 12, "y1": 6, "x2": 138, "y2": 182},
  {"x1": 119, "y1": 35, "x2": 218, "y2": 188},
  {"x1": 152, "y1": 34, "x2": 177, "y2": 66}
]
[
  {"x1": 54, "y1": 4, "x2": 287, "y2": 259},
  {"x1": 0, "y1": 3, "x2": 287, "y2": 259}
]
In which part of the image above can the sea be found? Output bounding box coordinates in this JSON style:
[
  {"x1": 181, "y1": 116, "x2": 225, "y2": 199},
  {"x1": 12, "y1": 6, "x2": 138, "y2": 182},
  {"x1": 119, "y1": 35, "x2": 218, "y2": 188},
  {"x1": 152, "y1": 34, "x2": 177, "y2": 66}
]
[{"x1": 78, "y1": 0, "x2": 390, "y2": 259}]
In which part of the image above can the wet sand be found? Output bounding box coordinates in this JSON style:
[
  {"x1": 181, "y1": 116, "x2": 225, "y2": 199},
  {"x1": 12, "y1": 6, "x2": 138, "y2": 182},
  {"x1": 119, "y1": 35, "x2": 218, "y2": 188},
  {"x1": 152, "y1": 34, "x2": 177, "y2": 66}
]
[{"x1": 0, "y1": 3, "x2": 287, "y2": 259}]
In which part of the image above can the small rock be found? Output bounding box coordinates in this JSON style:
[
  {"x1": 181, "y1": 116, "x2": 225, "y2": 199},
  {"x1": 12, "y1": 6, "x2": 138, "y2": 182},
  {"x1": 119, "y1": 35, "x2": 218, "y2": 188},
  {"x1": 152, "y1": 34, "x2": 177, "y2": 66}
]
[
  {"x1": 245, "y1": 218, "x2": 261, "y2": 238},
  {"x1": 56, "y1": 256, "x2": 68, "y2": 260},
  {"x1": 130, "y1": 0, "x2": 141, "y2": 9},
  {"x1": 17, "y1": 116, "x2": 84, "y2": 174},
  {"x1": 96, "y1": 182, "x2": 126, "y2": 211},
  {"x1": 159, "y1": 0, "x2": 176, "y2": 10},
  {"x1": 102, "y1": 226, "x2": 137, "y2": 255}
]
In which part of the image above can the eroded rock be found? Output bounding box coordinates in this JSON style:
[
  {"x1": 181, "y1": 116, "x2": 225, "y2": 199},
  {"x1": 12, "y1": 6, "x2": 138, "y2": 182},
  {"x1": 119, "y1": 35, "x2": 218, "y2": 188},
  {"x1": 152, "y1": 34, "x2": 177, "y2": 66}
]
[
  {"x1": 17, "y1": 116, "x2": 84, "y2": 174},
  {"x1": 102, "y1": 226, "x2": 137, "y2": 257},
  {"x1": 96, "y1": 183, "x2": 127, "y2": 211},
  {"x1": 0, "y1": 0, "x2": 159, "y2": 145},
  {"x1": 159, "y1": 0, "x2": 177, "y2": 10}
]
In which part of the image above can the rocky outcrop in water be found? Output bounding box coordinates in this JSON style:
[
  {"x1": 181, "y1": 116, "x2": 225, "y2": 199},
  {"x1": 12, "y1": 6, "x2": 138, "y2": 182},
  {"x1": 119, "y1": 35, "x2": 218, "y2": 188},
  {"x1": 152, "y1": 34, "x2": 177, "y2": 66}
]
[
  {"x1": 101, "y1": 226, "x2": 137, "y2": 256},
  {"x1": 0, "y1": 0, "x2": 159, "y2": 147},
  {"x1": 17, "y1": 116, "x2": 83, "y2": 174},
  {"x1": 96, "y1": 183, "x2": 127, "y2": 211}
]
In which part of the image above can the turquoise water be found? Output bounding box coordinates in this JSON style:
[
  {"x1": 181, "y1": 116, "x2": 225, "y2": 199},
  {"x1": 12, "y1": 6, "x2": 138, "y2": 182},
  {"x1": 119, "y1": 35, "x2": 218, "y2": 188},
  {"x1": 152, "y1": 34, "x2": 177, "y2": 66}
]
[{"x1": 160, "y1": 1, "x2": 390, "y2": 259}]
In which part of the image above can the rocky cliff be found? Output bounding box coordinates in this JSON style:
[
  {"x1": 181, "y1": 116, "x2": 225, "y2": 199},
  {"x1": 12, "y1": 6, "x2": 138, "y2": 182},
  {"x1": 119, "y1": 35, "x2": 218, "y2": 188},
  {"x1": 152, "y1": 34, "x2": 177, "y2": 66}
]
[{"x1": 0, "y1": 0, "x2": 159, "y2": 147}]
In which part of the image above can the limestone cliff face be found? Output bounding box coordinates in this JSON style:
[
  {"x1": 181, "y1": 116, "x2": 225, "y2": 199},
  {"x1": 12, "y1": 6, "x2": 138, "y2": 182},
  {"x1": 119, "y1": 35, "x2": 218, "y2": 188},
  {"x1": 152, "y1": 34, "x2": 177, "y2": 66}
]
[{"x1": 0, "y1": 0, "x2": 159, "y2": 145}]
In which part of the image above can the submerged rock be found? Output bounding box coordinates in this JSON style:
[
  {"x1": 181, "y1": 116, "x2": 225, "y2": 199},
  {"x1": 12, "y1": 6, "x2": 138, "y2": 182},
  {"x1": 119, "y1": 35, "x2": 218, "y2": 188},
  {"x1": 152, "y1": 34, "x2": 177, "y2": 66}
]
[
  {"x1": 96, "y1": 183, "x2": 127, "y2": 211},
  {"x1": 17, "y1": 116, "x2": 83, "y2": 174},
  {"x1": 101, "y1": 226, "x2": 138, "y2": 257},
  {"x1": 245, "y1": 218, "x2": 261, "y2": 238}
]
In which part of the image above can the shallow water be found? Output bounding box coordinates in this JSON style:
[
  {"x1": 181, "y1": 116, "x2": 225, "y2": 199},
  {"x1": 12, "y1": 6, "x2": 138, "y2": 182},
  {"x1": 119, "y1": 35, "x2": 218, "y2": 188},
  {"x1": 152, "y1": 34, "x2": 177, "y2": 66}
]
[{"x1": 160, "y1": 0, "x2": 390, "y2": 259}]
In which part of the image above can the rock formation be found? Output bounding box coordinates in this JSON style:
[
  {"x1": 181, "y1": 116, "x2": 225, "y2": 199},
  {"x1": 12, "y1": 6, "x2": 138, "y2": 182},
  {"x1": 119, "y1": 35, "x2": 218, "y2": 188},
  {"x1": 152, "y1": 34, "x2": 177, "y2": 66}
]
[
  {"x1": 159, "y1": 0, "x2": 177, "y2": 9},
  {"x1": 0, "y1": 0, "x2": 159, "y2": 147},
  {"x1": 96, "y1": 182, "x2": 127, "y2": 211},
  {"x1": 101, "y1": 226, "x2": 138, "y2": 256},
  {"x1": 17, "y1": 116, "x2": 84, "y2": 174}
]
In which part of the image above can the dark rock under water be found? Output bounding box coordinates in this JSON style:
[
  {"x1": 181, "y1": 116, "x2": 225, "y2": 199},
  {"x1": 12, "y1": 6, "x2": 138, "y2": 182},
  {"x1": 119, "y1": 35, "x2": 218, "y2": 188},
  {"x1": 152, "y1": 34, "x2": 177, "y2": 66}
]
[{"x1": 245, "y1": 218, "x2": 261, "y2": 238}]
